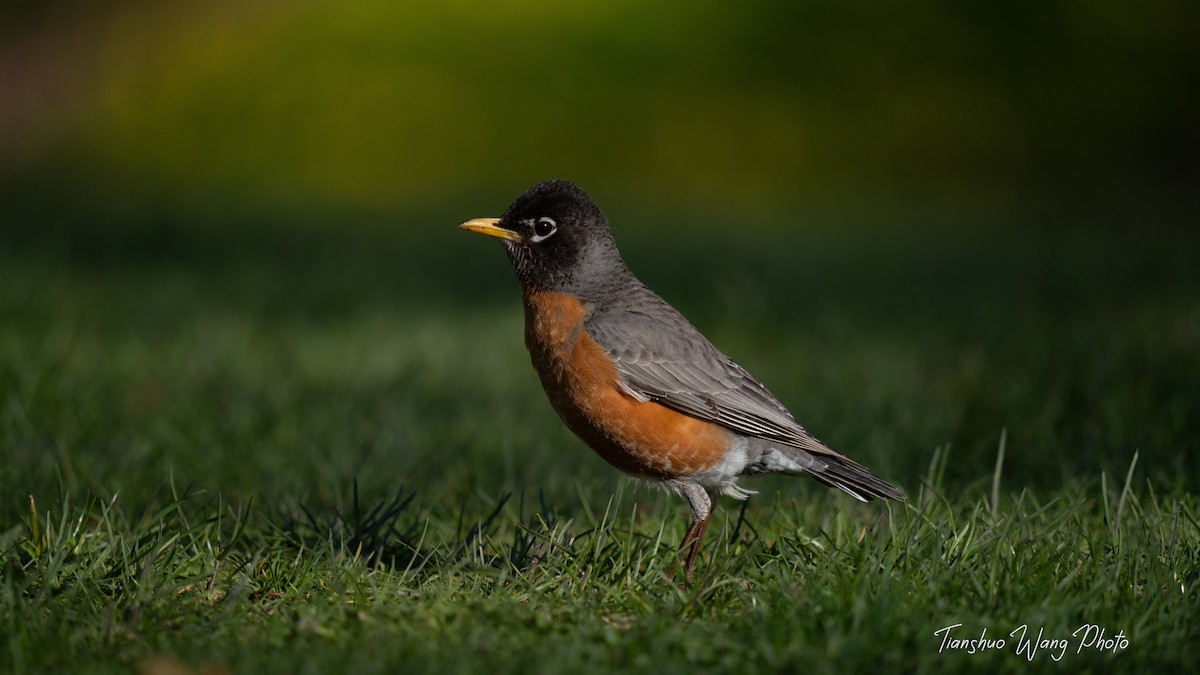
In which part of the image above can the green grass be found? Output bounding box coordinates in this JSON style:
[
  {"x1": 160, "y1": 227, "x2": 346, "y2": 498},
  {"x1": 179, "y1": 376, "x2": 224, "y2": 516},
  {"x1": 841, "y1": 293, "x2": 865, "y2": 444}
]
[{"x1": 2, "y1": 207, "x2": 1199, "y2": 673}]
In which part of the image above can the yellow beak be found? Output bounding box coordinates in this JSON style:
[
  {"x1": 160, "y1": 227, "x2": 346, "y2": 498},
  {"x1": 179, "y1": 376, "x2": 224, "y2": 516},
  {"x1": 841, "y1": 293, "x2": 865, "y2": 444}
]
[{"x1": 458, "y1": 218, "x2": 523, "y2": 243}]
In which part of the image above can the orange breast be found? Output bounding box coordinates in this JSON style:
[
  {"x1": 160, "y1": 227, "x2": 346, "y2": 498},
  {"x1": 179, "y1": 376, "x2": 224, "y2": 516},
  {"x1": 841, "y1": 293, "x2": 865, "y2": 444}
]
[{"x1": 522, "y1": 291, "x2": 732, "y2": 479}]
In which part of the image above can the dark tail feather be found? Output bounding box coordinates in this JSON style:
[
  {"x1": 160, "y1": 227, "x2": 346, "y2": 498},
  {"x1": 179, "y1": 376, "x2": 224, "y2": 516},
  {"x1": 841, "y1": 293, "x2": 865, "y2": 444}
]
[{"x1": 811, "y1": 455, "x2": 906, "y2": 502}]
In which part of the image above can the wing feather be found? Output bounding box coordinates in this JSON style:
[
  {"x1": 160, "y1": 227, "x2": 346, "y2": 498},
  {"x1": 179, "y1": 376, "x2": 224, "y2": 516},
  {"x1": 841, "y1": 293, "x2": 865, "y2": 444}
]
[
  {"x1": 584, "y1": 295, "x2": 851, "y2": 462},
  {"x1": 582, "y1": 285, "x2": 904, "y2": 502}
]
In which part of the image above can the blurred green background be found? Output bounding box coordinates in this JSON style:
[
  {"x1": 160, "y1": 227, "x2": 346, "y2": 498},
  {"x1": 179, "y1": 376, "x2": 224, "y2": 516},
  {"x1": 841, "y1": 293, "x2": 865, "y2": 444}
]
[
  {"x1": 2, "y1": 0, "x2": 1198, "y2": 502},
  {"x1": 3, "y1": 0, "x2": 1196, "y2": 216}
]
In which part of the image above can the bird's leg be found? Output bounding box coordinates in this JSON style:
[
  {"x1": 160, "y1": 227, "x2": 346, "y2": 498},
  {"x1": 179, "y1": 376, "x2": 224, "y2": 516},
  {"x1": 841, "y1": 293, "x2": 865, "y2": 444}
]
[
  {"x1": 670, "y1": 483, "x2": 713, "y2": 581},
  {"x1": 680, "y1": 511, "x2": 711, "y2": 580}
]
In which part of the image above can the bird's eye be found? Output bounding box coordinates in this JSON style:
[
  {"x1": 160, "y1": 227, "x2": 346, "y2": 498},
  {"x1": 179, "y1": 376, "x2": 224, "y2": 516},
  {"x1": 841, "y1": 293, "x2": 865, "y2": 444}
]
[{"x1": 530, "y1": 217, "x2": 557, "y2": 242}]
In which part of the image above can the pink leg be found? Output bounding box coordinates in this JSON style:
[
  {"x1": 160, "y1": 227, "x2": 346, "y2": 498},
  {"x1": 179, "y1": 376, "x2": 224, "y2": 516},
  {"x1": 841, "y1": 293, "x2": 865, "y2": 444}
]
[
  {"x1": 681, "y1": 512, "x2": 711, "y2": 580},
  {"x1": 666, "y1": 483, "x2": 714, "y2": 582}
]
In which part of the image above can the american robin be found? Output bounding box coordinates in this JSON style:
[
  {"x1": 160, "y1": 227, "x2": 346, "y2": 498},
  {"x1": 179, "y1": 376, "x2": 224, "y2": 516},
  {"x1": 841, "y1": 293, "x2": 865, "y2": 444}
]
[{"x1": 459, "y1": 179, "x2": 904, "y2": 579}]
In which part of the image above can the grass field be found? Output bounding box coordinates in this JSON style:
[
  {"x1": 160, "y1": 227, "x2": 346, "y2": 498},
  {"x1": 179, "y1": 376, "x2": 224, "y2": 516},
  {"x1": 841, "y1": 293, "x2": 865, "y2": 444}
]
[{"x1": 2, "y1": 204, "x2": 1198, "y2": 673}]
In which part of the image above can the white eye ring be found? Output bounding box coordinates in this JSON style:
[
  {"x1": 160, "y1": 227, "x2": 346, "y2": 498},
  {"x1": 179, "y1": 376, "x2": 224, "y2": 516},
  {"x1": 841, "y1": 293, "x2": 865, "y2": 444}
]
[{"x1": 530, "y1": 217, "x2": 557, "y2": 242}]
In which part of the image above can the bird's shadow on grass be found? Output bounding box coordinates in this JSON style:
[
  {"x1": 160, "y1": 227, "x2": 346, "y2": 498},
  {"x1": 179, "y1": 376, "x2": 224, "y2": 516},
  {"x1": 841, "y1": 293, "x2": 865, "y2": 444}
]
[
  {"x1": 263, "y1": 481, "x2": 768, "y2": 587},
  {"x1": 266, "y1": 481, "x2": 432, "y2": 572}
]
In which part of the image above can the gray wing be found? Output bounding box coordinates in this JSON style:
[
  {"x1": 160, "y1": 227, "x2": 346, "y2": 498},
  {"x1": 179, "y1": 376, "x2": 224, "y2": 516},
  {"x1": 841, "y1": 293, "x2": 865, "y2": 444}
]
[
  {"x1": 584, "y1": 290, "x2": 905, "y2": 501},
  {"x1": 583, "y1": 295, "x2": 842, "y2": 459}
]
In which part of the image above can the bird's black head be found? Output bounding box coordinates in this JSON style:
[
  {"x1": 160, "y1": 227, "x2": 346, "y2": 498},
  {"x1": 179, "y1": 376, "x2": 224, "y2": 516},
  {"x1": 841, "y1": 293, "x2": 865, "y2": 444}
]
[{"x1": 459, "y1": 180, "x2": 624, "y2": 293}]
